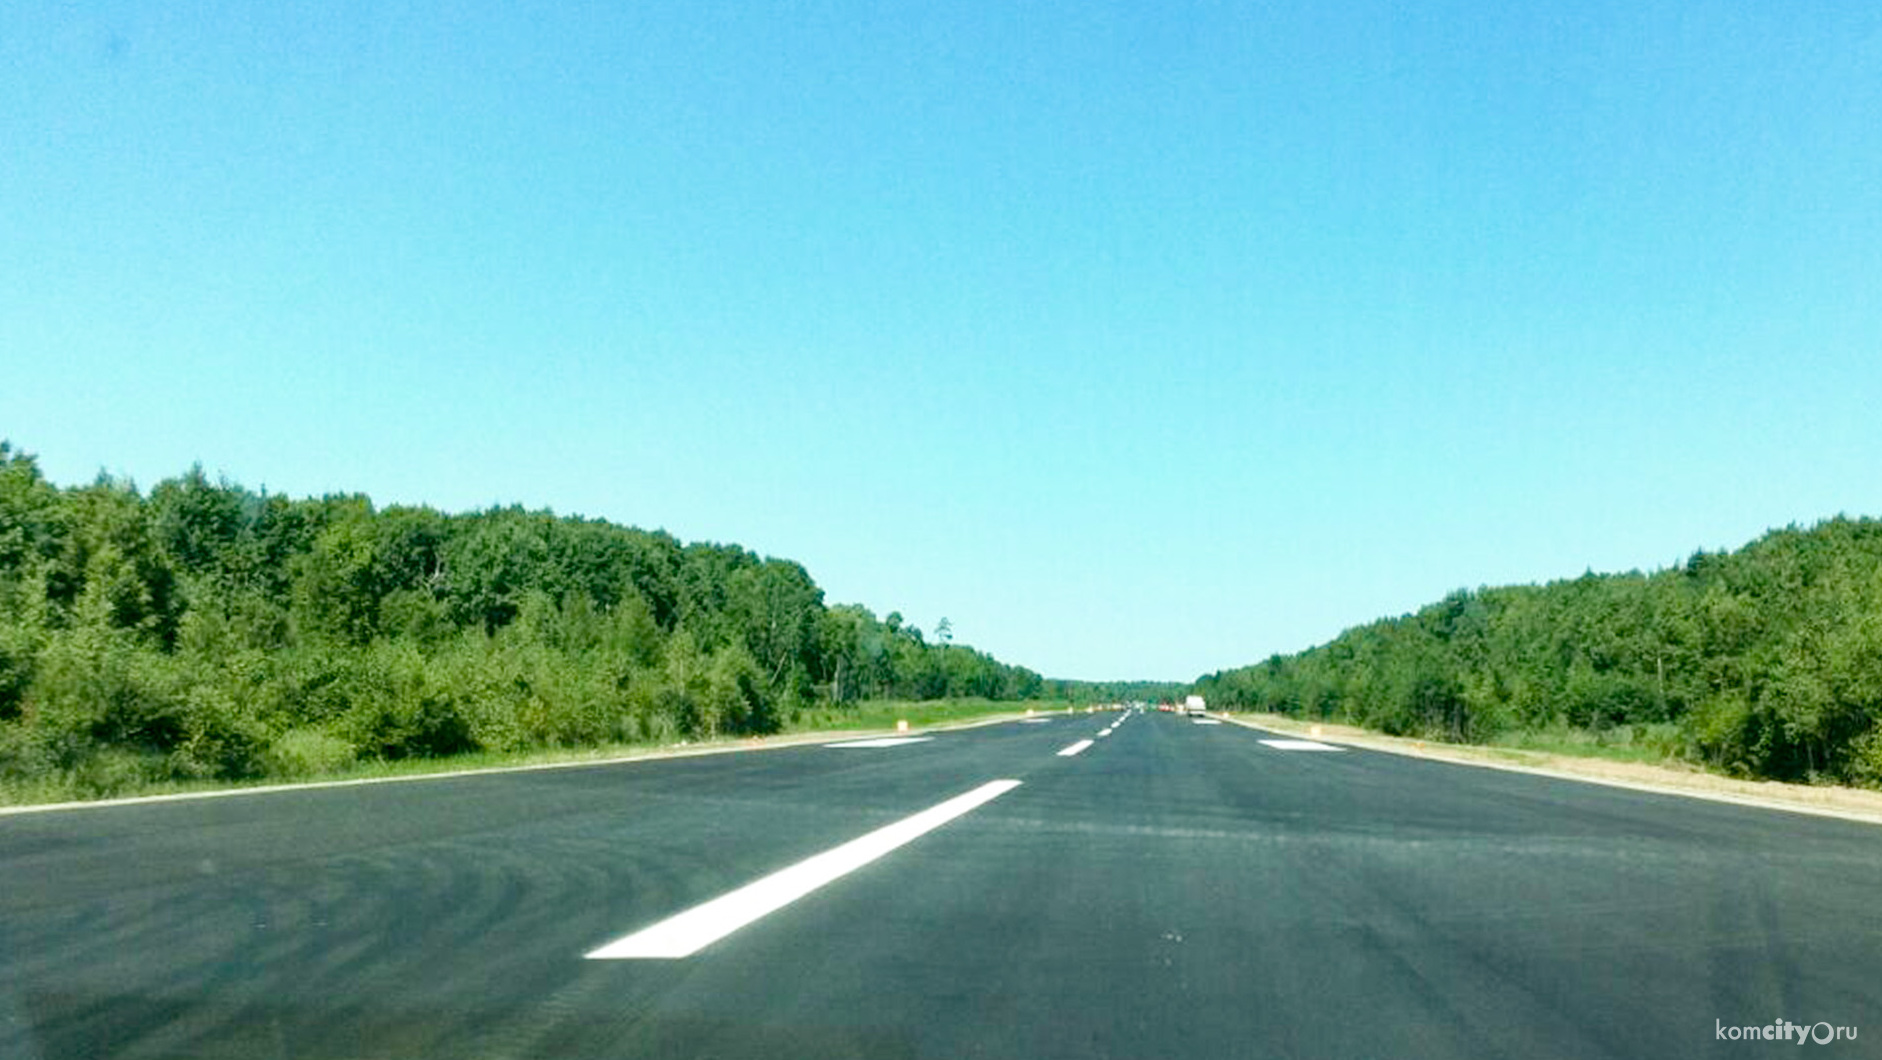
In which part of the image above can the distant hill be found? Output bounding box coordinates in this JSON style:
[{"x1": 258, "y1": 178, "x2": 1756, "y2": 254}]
[{"x1": 1195, "y1": 517, "x2": 1882, "y2": 787}]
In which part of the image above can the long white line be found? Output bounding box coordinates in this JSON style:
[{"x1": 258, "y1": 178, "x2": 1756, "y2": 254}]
[
  {"x1": 1058, "y1": 740, "x2": 1094, "y2": 757},
  {"x1": 585, "y1": 779, "x2": 1022, "y2": 959}
]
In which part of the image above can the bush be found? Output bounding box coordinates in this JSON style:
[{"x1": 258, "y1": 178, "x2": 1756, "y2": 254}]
[
  {"x1": 256, "y1": 645, "x2": 358, "y2": 729},
  {"x1": 71, "y1": 747, "x2": 171, "y2": 797},
  {"x1": 1682, "y1": 692, "x2": 1758, "y2": 776},
  {"x1": 28, "y1": 630, "x2": 186, "y2": 759},
  {"x1": 170, "y1": 684, "x2": 269, "y2": 780},
  {"x1": 0, "y1": 620, "x2": 36, "y2": 720},
  {"x1": 0, "y1": 720, "x2": 55, "y2": 784},
  {"x1": 266, "y1": 727, "x2": 356, "y2": 778},
  {"x1": 335, "y1": 643, "x2": 477, "y2": 760},
  {"x1": 339, "y1": 693, "x2": 476, "y2": 760}
]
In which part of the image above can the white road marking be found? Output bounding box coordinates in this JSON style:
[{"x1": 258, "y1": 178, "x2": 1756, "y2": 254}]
[
  {"x1": 1020, "y1": 718, "x2": 1053, "y2": 724},
  {"x1": 1259, "y1": 739, "x2": 1342, "y2": 751},
  {"x1": 585, "y1": 779, "x2": 1023, "y2": 959},
  {"x1": 823, "y1": 737, "x2": 933, "y2": 748},
  {"x1": 1058, "y1": 740, "x2": 1095, "y2": 757},
  {"x1": 1191, "y1": 719, "x2": 1222, "y2": 726}
]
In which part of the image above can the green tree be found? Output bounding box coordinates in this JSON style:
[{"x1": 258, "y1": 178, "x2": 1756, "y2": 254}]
[
  {"x1": 445, "y1": 509, "x2": 553, "y2": 634},
  {"x1": 291, "y1": 507, "x2": 385, "y2": 646},
  {"x1": 57, "y1": 476, "x2": 177, "y2": 643},
  {"x1": 149, "y1": 465, "x2": 246, "y2": 577},
  {"x1": 727, "y1": 558, "x2": 823, "y2": 700}
]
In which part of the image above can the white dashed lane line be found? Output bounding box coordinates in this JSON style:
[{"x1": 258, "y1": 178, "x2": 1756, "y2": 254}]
[
  {"x1": 1058, "y1": 740, "x2": 1095, "y2": 757},
  {"x1": 1259, "y1": 739, "x2": 1342, "y2": 751},
  {"x1": 586, "y1": 780, "x2": 1023, "y2": 959}
]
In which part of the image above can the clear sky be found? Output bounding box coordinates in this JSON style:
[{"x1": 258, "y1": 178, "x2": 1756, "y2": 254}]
[{"x1": 4, "y1": 1, "x2": 1879, "y2": 682}]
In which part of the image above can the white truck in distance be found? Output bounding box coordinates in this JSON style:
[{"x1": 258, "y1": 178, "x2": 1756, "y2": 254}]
[{"x1": 1184, "y1": 695, "x2": 1207, "y2": 717}]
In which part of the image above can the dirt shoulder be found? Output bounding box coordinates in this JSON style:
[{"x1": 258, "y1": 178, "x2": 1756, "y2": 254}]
[{"x1": 1218, "y1": 712, "x2": 1882, "y2": 827}]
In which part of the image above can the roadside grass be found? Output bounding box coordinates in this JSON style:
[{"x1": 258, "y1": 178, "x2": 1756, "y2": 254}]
[
  {"x1": 0, "y1": 698, "x2": 1069, "y2": 809},
  {"x1": 1484, "y1": 722, "x2": 1686, "y2": 765}
]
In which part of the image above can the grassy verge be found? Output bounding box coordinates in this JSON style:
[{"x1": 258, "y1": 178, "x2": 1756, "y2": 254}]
[
  {"x1": 1483, "y1": 722, "x2": 1685, "y2": 765},
  {"x1": 0, "y1": 698, "x2": 1069, "y2": 810}
]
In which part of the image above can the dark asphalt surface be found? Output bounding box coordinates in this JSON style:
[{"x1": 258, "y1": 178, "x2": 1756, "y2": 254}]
[{"x1": 4, "y1": 710, "x2": 1880, "y2": 1058}]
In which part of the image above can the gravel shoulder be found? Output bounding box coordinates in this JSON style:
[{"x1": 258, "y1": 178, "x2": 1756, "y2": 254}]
[{"x1": 1219, "y1": 711, "x2": 1882, "y2": 827}]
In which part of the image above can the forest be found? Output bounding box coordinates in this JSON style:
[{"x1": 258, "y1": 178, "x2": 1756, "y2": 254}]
[
  {"x1": 15, "y1": 435, "x2": 1879, "y2": 799},
  {"x1": 1195, "y1": 517, "x2": 1882, "y2": 787},
  {"x1": 0, "y1": 442, "x2": 1044, "y2": 798}
]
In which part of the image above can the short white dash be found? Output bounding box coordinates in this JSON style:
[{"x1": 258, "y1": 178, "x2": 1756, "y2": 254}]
[
  {"x1": 586, "y1": 779, "x2": 1022, "y2": 959},
  {"x1": 1259, "y1": 739, "x2": 1342, "y2": 751},
  {"x1": 1058, "y1": 739, "x2": 1094, "y2": 757},
  {"x1": 824, "y1": 737, "x2": 933, "y2": 748}
]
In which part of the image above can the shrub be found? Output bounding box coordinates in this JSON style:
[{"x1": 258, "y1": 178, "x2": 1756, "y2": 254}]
[
  {"x1": 0, "y1": 620, "x2": 36, "y2": 720},
  {"x1": 28, "y1": 630, "x2": 186, "y2": 759},
  {"x1": 265, "y1": 727, "x2": 356, "y2": 778},
  {"x1": 170, "y1": 684, "x2": 269, "y2": 780},
  {"x1": 336, "y1": 644, "x2": 476, "y2": 760},
  {"x1": 72, "y1": 747, "x2": 171, "y2": 797}
]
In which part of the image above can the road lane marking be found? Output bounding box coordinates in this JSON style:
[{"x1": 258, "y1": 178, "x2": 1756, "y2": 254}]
[
  {"x1": 1058, "y1": 740, "x2": 1095, "y2": 757},
  {"x1": 1259, "y1": 739, "x2": 1342, "y2": 751},
  {"x1": 1192, "y1": 719, "x2": 1222, "y2": 726},
  {"x1": 823, "y1": 737, "x2": 933, "y2": 748},
  {"x1": 586, "y1": 779, "x2": 1023, "y2": 959}
]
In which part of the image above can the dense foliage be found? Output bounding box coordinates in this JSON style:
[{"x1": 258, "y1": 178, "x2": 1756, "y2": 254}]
[
  {"x1": 1044, "y1": 679, "x2": 1189, "y2": 705},
  {"x1": 1195, "y1": 518, "x2": 1882, "y2": 786},
  {"x1": 0, "y1": 443, "x2": 1042, "y2": 797}
]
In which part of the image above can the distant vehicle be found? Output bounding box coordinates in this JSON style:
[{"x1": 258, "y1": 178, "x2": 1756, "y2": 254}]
[{"x1": 1184, "y1": 695, "x2": 1207, "y2": 717}]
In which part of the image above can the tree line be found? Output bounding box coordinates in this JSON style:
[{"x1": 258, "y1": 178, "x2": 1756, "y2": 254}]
[
  {"x1": 1194, "y1": 517, "x2": 1882, "y2": 786},
  {"x1": 0, "y1": 443, "x2": 1043, "y2": 796},
  {"x1": 1043, "y1": 679, "x2": 1189, "y2": 705}
]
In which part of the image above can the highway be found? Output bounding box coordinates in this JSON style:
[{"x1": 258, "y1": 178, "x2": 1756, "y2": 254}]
[{"x1": 4, "y1": 709, "x2": 1880, "y2": 1058}]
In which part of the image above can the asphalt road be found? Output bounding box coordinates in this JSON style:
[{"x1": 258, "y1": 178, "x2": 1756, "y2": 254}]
[{"x1": 4, "y1": 710, "x2": 1880, "y2": 1058}]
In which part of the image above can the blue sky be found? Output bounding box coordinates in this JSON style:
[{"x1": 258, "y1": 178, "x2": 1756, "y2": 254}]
[{"x1": 4, "y1": 1, "x2": 1879, "y2": 681}]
